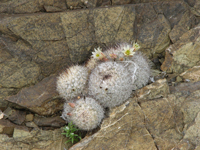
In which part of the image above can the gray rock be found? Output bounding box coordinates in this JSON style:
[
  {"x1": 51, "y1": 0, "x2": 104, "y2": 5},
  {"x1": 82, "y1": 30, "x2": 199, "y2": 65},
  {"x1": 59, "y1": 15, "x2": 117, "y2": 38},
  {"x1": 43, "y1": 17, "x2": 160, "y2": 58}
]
[
  {"x1": 0, "y1": 58, "x2": 40, "y2": 88},
  {"x1": 135, "y1": 79, "x2": 170, "y2": 102},
  {"x1": 93, "y1": 5, "x2": 135, "y2": 44},
  {"x1": 153, "y1": 1, "x2": 188, "y2": 28},
  {"x1": 0, "y1": 0, "x2": 67, "y2": 14},
  {"x1": 25, "y1": 114, "x2": 34, "y2": 122},
  {"x1": 5, "y1": 75, "x2": 63, "y2": 116},
  {"x1": 0, "y1": 127, "x2": 72, "y2": 150},
  {"x1": 0, "y1": 119, "x2": 19, "y2": 136},
  {"x1": 3, "y1": 107, "x2": 26, "y2": 125},
  {"x1": 33, "y1": 116, "x2": 66, "y2": 127},
  {"x1": 25, "y1": 122, "x2": 38, "y2": 128},
  {"x1": 180, "y1": 66, "x2": 200, "y2": 82},
  {"x1": 161, "y1": 24, "x2": 200, "y2": 74},
  {"x1": 169, "y1": 10, "x2": 197, "y2": 43},
  {"x1": 137, "y1": 14, "x2": 171, "y2": 58},
  {"x1": 184, "y1": 111, "x2": 200, "y2": 145}
]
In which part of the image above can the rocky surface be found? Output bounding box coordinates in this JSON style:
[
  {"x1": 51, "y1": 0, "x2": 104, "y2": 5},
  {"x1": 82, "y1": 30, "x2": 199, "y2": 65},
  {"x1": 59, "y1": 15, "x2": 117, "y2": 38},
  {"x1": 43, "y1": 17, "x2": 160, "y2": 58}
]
[
  {"x1": 3, "y1": 107, "x2": 26, "y2": 125},
  {"x1": 0, "y1": 120, "x2": 73, "y2": 150},
  {"x1": 5, "y1": 75, "x2": 63, "y2": 116},
  {"x1": 161, "y1": 25, "x2": 200, "y2": 74},
  {"x1": 0, "y1": 0, "x2": 200, "y2": 150},
  {"x1": 70, "y1": 79, "x2": 200, "y2": 150},
  {"x1": 179, "y1": 65, "x2": 200, "y2": 82}
]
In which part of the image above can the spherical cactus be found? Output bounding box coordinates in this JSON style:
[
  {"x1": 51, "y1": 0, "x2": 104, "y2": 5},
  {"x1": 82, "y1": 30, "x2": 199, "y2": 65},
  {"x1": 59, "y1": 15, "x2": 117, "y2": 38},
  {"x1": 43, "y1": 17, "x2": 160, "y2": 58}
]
[
  {"x1": 61, "y1": 97, "x2": 104, "y2": 130},
  {"x1": 88, "y1": 61, "x2": 133, "y2": 108},
  {"x1": 56, "y1": 65, "x2": 89, "y2": 100},
  {"x1": 104, "y1": 43, "x2": 151, "y2": 90},
  {"x1": 129, "y1": 51, "x2": 151, "y2": 90}
]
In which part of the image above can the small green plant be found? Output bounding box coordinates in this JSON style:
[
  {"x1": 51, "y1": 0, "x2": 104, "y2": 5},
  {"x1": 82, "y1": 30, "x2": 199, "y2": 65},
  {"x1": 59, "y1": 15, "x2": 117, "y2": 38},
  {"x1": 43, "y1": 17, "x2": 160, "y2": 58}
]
[{"x1": 62, "y1": 122, "x2": 82, "y2": 144}]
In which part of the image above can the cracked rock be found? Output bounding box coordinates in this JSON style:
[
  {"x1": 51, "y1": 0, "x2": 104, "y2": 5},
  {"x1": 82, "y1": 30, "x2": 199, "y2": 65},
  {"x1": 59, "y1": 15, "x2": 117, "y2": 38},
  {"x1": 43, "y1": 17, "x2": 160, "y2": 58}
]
[{"x1": 5, "y1": 75, "x2": 63, "y2": 116}]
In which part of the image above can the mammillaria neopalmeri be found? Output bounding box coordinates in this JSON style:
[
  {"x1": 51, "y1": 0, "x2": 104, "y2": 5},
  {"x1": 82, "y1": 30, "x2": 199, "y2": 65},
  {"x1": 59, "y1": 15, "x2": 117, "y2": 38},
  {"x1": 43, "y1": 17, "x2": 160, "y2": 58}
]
[{"x1": 57, "y1": 43, "x2": 151, "y2": 130}]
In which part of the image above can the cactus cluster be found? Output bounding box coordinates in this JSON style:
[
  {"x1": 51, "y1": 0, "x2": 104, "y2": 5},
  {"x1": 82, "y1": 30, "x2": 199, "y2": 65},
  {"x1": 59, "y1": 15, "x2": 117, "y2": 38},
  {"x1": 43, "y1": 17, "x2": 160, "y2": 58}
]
[{"x1": 57, "y1": 43, "x2": 151, "y2": 131}]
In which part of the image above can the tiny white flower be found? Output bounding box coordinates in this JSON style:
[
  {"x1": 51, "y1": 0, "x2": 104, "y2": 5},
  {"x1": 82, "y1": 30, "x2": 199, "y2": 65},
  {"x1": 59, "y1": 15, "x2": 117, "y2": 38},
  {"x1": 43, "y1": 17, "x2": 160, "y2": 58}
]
[
  {"x1": 65, "y1": 126, "x2": 69, "y2": 130},
  {"x1": 70, "y1": 133, "x2": 74, "y2": 135},
  {"x1": 133, "y1": 42, "x2": 140, "y2": 51},
  {"x1": 122, "y1": 45, "x2": 135, "y2": 56},
  {"x1": 92, "y1": 47, "x2": 105, "y2": 60}
]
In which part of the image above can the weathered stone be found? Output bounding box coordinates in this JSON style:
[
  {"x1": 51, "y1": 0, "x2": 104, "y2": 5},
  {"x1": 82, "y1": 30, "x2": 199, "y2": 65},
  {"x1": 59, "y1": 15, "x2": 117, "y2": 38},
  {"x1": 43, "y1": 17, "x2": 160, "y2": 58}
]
[
  {"x1": 189, "y1": 0, "x2": 200, "y2": 17},
  {"x1": 41, "y1": 0, "x2": 67, "y2": 10},
  {"x1": 66, "y1": 0, "x2": 82, "y2": 8},
  {"x1": 61, "y1": 9, "x2": 95, "y2": 63},
  {"x1": 184, "y1": 0, "x2": 196, "y2": 7},
  {"x1": 33, "y1": 116, "x2": 66, "y2": 127},
  {"x1": 169, "y1": 10, "x2": 196, "y2": 43},
  {"x1": 66, "y1": 0, "x2": 99, "y2": 8},
  {"x1": 44, "y1": 5, "x2": 63, "y2": 12},
  {"x1": 0, "y1": 88, "x2": 16, "y2": 109},
  {"x1": 161, "y1": 25, "x2": 200, "y2": 74},
  {"x1": 31, "y1": 40, "x2": 71, "y2": 76},
  {"x1": 135, "y1": 79, "x2": 169, "y2": 102},
  {"x1": 0, "y1": 120, "x2": 17, "y2": 136},
  {"x1": 25, "y1": 114, "x2": 34, "y2": 122},
  {"x1": 152, "y1": 70, "x2": 168, "y2": 81},
  {"x1": 0, "y1": 58, "x2": 40, "y2": 88},
  {"x1": 0, "y1": 0, "x2": 42, "y2": 14},
  {"x1": 176, "y1": 76, "x2": 183, "y2": 82},
  {"x1": 8, "y1": 13, "x2": 65, "y2": 41},
  {"x1": 137, "y1": 14, "x2": 171, "y2": 58},
  {"x1": 140, "y1": 97, "x2": 183, "y2": 150},
  {"x1": 93, "y1": 5, "x2": 135, "y2": 44},
  {"x1": 0, "y1": 0, "x2": 67, "y2": 14},
  {"x1": 0, "y1": 41, "x2": 13, "y2": 63},
  {"x1": 135, "y1": 3, "x2": 157, "y2": 28},
  {"x1": 112, "y1": 0, "x2": 132, "y2": 5},
  {"x1": 0, "y1": 17, "x2": 71, "y2": 76},
  {"x1": 195, "y1": 146, "x2": 200, "y2": 150},
  {"x1": 184, "y1": 111, "x2": 200, "y2": 145},
  {"x1": 0, "y1": 127, "x2": 72, "y2": 150},
  {"x1": 25, "y1": 122, "x2": 38, "y2": 128},
  {"x1": 181, "y1": 90, "x2": 200, "y2": 125},
  {"x1": 153, "y1": 1, "x2": 188, "y2": 28},
  {"x1": 180, "y1": 66, "x2": 200, "y2": 82},
  {"x1": 0, "y1": 138, "x2": 30, "y2": 150},
  {"x1": 100, "y1": 0, "x2": 111, "y2": 6},
  {"x1": 171, "y1": 140, "x2": 195, "y2": 150},
  {"x1": 83, "y1": 0, "x2": 98, "y2": 8},
  {"x1": 0, "y1": 35, "x2": 34, "y2": 60},
  {"x1": 170, "y1": 81, "x2": 200, "y2": 95},
  {"x1": 13, "y1": 127, "x2": 32, "y2": 141},
  {"x1": 3, "y1": 107, "x2": 26, "y2": 125},
  {"x1": 5, "y1": 75, "x2": 63, "y2": 116}
]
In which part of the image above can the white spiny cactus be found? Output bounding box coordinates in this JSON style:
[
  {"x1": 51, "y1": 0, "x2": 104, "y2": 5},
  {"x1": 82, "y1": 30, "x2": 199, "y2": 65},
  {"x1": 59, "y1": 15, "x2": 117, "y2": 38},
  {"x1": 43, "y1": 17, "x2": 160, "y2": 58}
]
[
  {"x1": 85, "y1": 57, "x2": 98, "y2": 72},
  {"x1": 88, "y1": 61, "x2": 133, "y2": 108},
  {"x1": 56, "y1": 65, "x2": 89, "y2": 100},
  {"x1": 58, "y1": 42, "x2": 152, "y2": 131},
  {"x1": 62, "y1": 97, "x2": 104, "y2": 130},
  {"x1": 104, "y1": 43, "x2": 151, "y2": 90},
  {"x1": 129, "y1": 51, "x2": 151, "y2": 90}
]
